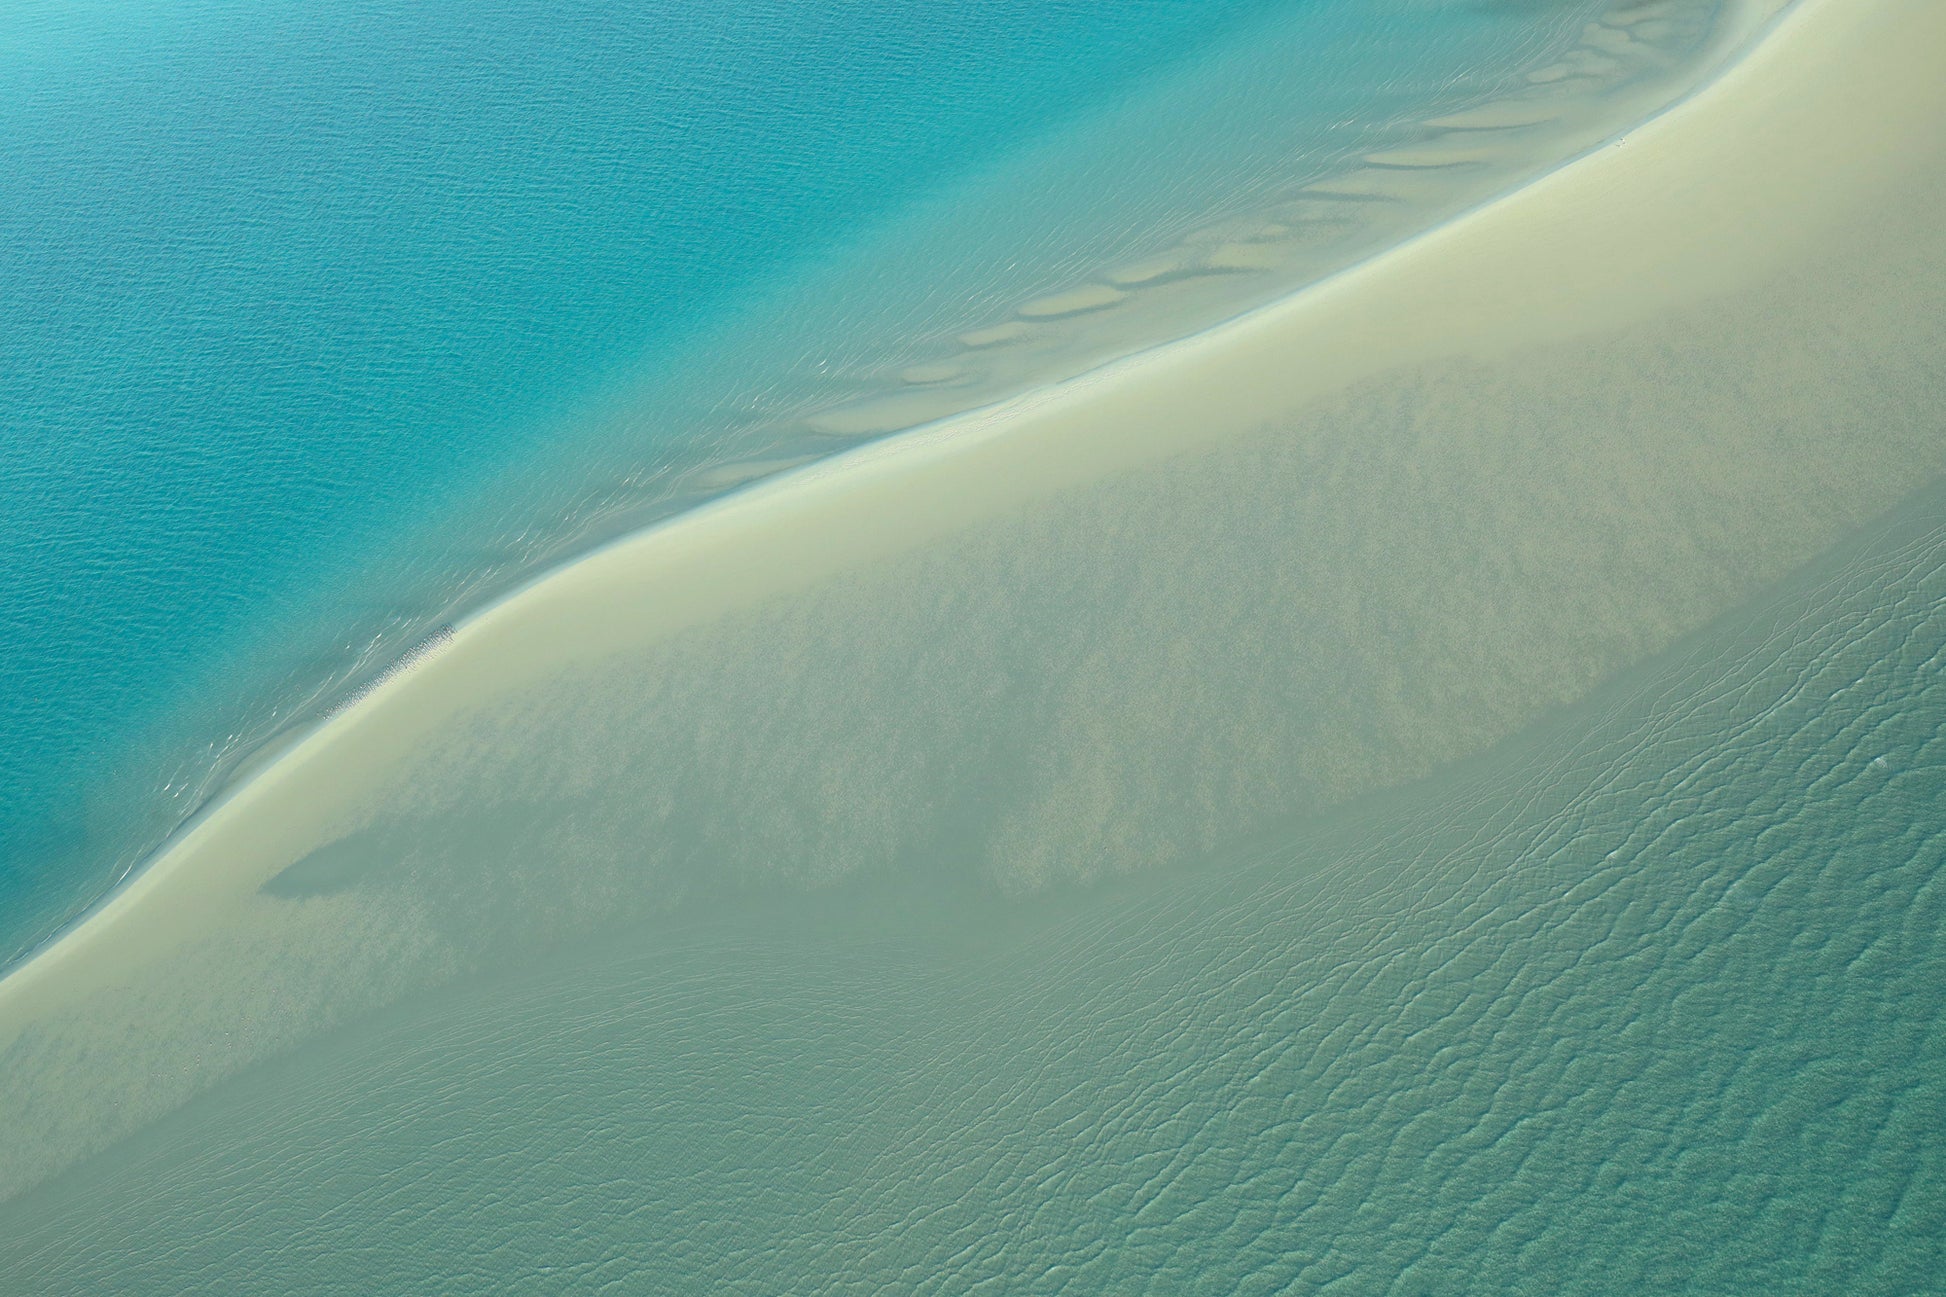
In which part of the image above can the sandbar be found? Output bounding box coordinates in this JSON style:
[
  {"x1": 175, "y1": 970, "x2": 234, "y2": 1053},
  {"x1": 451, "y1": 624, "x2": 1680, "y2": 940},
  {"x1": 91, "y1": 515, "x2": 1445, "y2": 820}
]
[{"x1": 4, "y1": 0, "x2": 1945, "y2": 1205}]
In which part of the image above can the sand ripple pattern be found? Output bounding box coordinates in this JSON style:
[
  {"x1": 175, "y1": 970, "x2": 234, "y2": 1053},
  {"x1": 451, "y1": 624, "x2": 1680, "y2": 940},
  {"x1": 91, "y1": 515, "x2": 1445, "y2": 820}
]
[{"x1": 2, "y1": 486, "x2": 1941, "y2": 1294}]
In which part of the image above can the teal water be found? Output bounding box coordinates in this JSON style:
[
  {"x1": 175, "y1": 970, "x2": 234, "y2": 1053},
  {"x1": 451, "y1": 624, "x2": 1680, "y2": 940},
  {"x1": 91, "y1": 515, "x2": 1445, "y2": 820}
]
[
  {"x1": 2, "y1": 472, "x2": 1939, "y2": 1291},
  {"x1": 0, "y1": 0, "x2": 1715, "y2": 964},
  {"x1": 7, "y1": 1, "x2": 1946, "y2": 1287}
]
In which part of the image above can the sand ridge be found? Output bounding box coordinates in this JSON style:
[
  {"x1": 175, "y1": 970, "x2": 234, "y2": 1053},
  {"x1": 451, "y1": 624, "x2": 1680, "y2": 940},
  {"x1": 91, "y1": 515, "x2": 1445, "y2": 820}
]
[{"x1": 5, "y1": 0, "x2": 1946, "y2": 1204}]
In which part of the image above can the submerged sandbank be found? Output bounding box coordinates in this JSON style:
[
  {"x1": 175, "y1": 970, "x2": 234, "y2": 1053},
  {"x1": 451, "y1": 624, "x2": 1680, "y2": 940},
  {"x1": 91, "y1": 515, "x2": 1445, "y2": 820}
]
[
  {"x1": 0, "y1": 0, "x2": 1731, "y2": 971},
  {"x1": 9, "y1": 463, "x2": 1943, "y2": 1293},
  {"x1": 5, "y1": 0, "x2": 1946, "y2": 1205}
]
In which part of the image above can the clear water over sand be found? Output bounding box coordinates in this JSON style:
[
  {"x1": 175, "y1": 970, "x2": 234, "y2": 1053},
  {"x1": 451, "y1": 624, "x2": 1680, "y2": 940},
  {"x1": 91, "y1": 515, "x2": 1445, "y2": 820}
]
[
  {"x1": 7, "y1": 478, "x2": 1943, "y2": 1293},
  {"x1": 3, "y1": 0, "x2": 1945, "y2": 1290},
  {"x1": 0, "y1": 0, "x2": 1728, "y2": 962}
]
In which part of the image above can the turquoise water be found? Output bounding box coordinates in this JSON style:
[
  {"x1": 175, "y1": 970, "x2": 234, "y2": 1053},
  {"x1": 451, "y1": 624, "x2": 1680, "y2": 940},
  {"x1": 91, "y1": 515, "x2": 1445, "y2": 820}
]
[
  {"x1": 6, "y1": 2, "x2": 1946, "y2": 1287},
  {"x1": 0, "y1": 0, "x2": 1704, "y2": 964},
  {"x1": 3, "y1": 464, "x2": 1939, "y2": 1291}
]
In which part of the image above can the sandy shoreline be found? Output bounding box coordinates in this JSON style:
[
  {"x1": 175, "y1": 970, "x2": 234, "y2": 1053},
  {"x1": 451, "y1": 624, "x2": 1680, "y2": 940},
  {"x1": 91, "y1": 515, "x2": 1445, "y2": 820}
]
[
  {"x1": 0, "y1": 0, "x2": 1791, "y2": 984},
  {"x1": 0, "y1": 0, "x2": 1747, "y2": 981},
  {"x1": 6, "y1": 0, "x2": 1946, "y2": 1202}
]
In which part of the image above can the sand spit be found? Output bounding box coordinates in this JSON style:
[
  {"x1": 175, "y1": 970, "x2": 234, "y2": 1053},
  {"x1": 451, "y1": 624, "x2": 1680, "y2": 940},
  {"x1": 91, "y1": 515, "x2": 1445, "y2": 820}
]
[{"x1": 5, "y1": 0, "x2": 1946, "y2": 1204}]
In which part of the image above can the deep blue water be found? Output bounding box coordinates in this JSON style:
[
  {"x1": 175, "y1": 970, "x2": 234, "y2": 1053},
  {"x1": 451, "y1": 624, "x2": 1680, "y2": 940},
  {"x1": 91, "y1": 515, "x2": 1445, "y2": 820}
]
[{"x1": 0, "y1": 0, "x2": 1622, "y2": 960}]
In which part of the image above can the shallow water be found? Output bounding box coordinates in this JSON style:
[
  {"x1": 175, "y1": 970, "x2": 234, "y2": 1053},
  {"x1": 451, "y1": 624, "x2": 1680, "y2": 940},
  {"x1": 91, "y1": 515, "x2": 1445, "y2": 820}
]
[
  {"x1": 3, "y1": 470, "x2": 1939, "y2": 1295},
  {"x1": 8, "y1": 1, "x2": 1945, "y2": 1289},
  {"x1": 0, "y1": 0, "x2": 1725, "y2": 964}
]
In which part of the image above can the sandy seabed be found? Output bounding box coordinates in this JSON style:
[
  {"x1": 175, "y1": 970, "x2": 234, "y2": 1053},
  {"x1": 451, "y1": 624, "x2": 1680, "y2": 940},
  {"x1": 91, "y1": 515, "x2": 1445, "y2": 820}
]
[{"x1": 3, "y1": 0, "x2": 1945, "y2": 1288}]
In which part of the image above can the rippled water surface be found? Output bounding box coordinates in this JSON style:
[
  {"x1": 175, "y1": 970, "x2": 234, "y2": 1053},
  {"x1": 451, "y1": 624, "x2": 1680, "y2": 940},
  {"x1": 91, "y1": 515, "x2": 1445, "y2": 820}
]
[
  {"x1": 4, "y1": 467, "x2": 1939, "y2": 1295},
  {"x1": 0, "y1": 0, "x2": 1720, "y2": 961},
  {"x1": 6, "y1": 1, "x2": 1946, "y2": 1287}
]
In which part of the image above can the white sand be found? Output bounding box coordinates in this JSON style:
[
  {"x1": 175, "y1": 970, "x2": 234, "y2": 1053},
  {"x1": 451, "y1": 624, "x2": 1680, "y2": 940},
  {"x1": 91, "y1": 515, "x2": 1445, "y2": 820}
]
[{"x1": 5, "y1": 0, "x2": 1946, "y2": 1200}]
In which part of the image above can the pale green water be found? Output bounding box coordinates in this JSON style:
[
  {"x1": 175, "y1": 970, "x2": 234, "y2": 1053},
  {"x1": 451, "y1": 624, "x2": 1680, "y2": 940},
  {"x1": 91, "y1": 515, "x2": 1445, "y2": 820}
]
[
  {"x1": 1, "y1": 476, "x2": 1940, "y2": 1292},
  {"x1": 4, "y1": 3, "x2": 1944, "y2": 1290}
]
